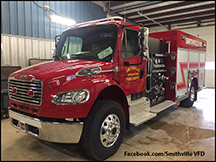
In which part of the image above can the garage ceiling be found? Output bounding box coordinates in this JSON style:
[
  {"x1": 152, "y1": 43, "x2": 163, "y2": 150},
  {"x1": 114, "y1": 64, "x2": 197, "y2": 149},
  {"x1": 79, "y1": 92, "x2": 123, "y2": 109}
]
[{"x1": 103, "y1": 1, "x2": 215, "y2": 30}]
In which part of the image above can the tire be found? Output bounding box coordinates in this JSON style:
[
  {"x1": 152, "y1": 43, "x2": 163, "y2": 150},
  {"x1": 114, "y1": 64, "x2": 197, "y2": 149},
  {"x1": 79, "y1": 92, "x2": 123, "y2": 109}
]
[
  {"x1": 180, "y1": 82, "x2": 197, "y2": 108},
  {"x1": 80, "y1": 100, "x2": 125, "y2": 160}
]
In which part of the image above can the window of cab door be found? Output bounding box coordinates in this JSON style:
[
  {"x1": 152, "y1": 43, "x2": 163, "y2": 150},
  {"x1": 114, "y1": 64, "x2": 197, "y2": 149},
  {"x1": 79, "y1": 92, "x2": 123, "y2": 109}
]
[{"x1": 121, "y1": 28, "x2": 140, "y2": 59}]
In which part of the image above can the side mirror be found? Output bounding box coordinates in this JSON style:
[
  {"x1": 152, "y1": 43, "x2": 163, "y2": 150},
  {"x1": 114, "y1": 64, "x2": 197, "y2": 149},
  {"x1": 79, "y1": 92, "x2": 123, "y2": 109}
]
[
  {"x1": 138, "y1": 26, "x2": 149, "y2": 60},
  {"x1": 55, "y1": 35, "x2": 61, "y2": 48},
  {"x1": 138, "y1": 26, "x2": 145, "y2": 59}
]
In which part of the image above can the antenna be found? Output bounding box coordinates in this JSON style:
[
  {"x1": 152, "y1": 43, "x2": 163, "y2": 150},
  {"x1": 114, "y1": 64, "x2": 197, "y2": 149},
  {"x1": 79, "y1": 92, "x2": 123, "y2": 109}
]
[
  {"x1": 124, "y1": 2, "x2": 126, "y2": 22},
  {"x1": 108, "y1": 1, "x2": 111, "y2": 20}
]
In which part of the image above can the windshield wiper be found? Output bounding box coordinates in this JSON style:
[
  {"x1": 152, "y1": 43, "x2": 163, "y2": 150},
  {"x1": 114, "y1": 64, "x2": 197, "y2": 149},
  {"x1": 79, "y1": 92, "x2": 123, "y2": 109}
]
[{"x1": 70, "y1": 54, "x2": 100, "y2": 61}]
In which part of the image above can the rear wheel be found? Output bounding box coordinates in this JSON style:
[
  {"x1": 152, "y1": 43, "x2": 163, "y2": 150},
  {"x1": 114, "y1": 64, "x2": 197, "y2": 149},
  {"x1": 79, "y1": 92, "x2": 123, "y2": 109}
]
[
  {"x1": 180, "y1": 82, "x2": 197, "y2": 108},
  {"x1": 80, "y1": 100, "x2": 125, "y2": 160}
]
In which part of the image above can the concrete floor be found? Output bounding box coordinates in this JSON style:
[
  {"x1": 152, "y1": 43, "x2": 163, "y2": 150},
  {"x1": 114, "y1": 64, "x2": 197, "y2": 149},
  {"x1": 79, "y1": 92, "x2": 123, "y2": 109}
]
[{"x1": 1, "y1": 88, "x2": 215, "y2": 161}]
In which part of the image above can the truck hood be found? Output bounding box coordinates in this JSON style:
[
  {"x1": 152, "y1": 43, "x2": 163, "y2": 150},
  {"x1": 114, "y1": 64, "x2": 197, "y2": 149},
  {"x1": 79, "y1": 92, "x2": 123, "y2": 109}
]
[{"x1": 10, "y1": 60, "x2": 112, "y2": 81}]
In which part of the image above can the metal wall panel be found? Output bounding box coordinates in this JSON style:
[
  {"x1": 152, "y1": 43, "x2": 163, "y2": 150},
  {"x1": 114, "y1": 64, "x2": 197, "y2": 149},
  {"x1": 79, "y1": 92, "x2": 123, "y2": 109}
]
[
  {"x1": 38, "y1": 1, "x2": 45, "y2": 39},
  {"x1": 32, "y1": 39, "x2": 37, "y2": 59},
  {"x1": 24, "y1": 1, "x2": 32, "y2": 37},
  {"x1": 1, "y1": 34, "x2": 55, "y2": 68},
  {"x1": 1, "y1": 1, "x2": 106, "y2": 68},
  {"x1": 38, "y1": 40, "x2": 44, "y2": 59},
  {"x1": 18, "y1": 37, "x2": 26, "y2": 67},
  {"x1": 31, "y1": 1, "x2": 39, "y2": 38},
  {"x1": 25, "y1": 37, "x2": 33, "y2": 65},
  {"x1": 1, "y1": 1, "x2": 10, "y2": 34},
  {"x1": 9, "y1": 1, "x2": 18, "y2": 35},
  {"x1": 45, "y1": 41, "x2": 54, "y2": 59},
  {"x1": 55, "y1": 1, "x2": 61, "y2": 33},
  {"x1": 1, "y1": 1, "x2": 106, "y2": 40},
  {"x1": 1, "y1": 35, "x2": 10, "y2": 65},
  {"x1": 17, "y1": 1, "x2": 25, "y2": 36},
  {"x1": 10, "y1": 37, "x2": 18, "y2": 66},
  {"x1": 49, "y1": 1, "x2": 56, "y2": 40}
]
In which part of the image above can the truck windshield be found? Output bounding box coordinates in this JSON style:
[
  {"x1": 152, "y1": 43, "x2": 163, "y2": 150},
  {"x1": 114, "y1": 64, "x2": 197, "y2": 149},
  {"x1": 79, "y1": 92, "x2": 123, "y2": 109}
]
[{"x1": 55, "y1": 24, "x2": 118, "y2": 62}]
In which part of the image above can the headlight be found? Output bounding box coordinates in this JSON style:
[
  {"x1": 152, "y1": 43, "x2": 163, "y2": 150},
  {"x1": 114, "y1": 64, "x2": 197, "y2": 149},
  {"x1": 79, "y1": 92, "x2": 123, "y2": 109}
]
[{"x1": 52, "y1": 89, "x2": 90, "y2": 105}]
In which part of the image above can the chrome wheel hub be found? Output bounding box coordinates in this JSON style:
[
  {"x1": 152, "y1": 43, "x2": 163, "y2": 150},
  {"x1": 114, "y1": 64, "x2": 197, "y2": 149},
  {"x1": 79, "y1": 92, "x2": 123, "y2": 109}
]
[{"x1": 100, "y1": 114, "x2": 120, "y2": 147}]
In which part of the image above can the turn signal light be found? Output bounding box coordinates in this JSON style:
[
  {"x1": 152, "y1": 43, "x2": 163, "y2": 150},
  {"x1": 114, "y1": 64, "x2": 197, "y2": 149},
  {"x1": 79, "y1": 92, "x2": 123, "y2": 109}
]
[{"x1": 49, "y1": 80, "x2": 60, "y2": 88}]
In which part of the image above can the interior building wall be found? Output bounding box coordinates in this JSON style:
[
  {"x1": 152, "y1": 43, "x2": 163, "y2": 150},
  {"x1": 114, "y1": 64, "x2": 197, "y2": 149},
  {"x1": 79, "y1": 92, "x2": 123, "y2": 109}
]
[
  {"x1": 1, "y1": 1, "x2": 106, "y2": 68},
  {"x1": 1, "y1": 1, "x2": 106, "y2": 40}
]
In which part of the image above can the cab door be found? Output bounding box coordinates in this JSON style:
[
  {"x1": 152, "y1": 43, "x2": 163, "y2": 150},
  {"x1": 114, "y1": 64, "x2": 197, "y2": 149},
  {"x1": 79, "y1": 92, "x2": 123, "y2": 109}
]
[{"x1": 118, "y1": 28, "x2": 146, "y2": 95}]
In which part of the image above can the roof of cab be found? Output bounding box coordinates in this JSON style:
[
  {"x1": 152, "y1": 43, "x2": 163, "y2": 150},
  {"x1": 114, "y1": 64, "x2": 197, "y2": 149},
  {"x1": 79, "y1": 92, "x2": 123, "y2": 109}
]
[{"x1": 63, "y1": 16, "x2": 139, "y2": 32}]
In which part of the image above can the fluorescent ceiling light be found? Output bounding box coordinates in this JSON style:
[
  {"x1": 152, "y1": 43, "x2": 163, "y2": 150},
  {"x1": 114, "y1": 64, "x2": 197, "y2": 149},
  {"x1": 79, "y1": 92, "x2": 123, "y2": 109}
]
[{"x1": 49, "y1": 15, "x2": 76, "y2": 26}]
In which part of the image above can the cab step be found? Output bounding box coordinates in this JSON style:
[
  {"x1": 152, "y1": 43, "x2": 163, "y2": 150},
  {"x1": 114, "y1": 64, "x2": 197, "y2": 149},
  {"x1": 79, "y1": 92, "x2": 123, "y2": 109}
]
[
  {"x1": 150, "y1": 100, "x2": 176, "y2": 113},
  {"x1": 129, "y1": 97, "x2": 156, "y2": 127},
  {"x1": 130, "y1": 111, "x2": 157, "y2": 127},
  {"x1": 128, "y1": 97, "x2": 150, "y2": 111}
]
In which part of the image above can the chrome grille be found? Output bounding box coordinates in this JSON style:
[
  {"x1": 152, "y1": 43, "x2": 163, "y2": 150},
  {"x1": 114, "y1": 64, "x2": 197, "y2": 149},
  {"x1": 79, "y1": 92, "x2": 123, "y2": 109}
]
[{"x1": 9, "y1": 78, "x2": 43, "y2": 106}]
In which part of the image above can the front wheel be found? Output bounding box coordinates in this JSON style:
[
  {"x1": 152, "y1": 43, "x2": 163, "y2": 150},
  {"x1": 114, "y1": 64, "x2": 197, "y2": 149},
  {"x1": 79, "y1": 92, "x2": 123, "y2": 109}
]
[
  {"x1": 80, "y1": 100, "x2": 125, "y2": 160},
  {"x1": 180, "y1": 82, "x2": 197, "y2": 108}
]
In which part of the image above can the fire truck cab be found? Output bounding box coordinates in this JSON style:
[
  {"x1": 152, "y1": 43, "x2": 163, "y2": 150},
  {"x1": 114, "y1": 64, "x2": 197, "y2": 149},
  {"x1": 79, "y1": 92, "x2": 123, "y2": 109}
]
[{"x1": 8, "y1": 17, "x2": 206, "y2": 160}]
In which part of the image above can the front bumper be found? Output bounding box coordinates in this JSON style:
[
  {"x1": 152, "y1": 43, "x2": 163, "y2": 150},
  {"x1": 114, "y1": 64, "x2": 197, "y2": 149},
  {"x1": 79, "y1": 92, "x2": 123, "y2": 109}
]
[{"x1": 9, "y1": 109, "x2": 83, "y2": 143}]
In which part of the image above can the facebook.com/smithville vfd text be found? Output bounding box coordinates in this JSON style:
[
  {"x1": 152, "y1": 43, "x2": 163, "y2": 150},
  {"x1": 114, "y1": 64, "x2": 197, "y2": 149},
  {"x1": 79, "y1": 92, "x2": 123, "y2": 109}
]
[{"x1": 124, "y1": 151, "x2": 205, "y2": 157}]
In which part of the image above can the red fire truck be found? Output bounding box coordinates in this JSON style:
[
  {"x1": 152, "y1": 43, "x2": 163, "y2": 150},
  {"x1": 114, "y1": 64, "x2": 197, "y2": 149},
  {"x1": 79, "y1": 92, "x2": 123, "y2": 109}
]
[{"x1": 8, "y1": 17, "x2": 206, "y2": 160}]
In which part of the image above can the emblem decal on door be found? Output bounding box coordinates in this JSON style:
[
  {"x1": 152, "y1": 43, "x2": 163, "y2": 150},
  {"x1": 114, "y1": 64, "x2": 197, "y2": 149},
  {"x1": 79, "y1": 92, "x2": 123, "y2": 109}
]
[{"x1": 125, "y1": 66, "x2": 140, "y2": 81}]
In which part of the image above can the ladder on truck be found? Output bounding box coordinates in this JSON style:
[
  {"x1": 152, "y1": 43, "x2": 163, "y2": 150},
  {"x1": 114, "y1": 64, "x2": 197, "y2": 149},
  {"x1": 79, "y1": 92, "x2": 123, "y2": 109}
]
[{"x1": 128, "y1": 96, "x2": 176, "y2": 127}]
